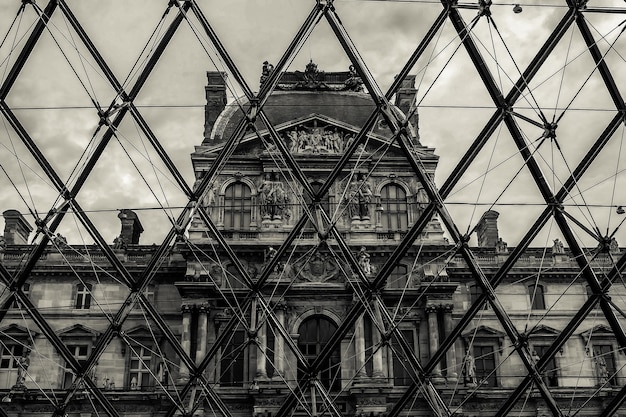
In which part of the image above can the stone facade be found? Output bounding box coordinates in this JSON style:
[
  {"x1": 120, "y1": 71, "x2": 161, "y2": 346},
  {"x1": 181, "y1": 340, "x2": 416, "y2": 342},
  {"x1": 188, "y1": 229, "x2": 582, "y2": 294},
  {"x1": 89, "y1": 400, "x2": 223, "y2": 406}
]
[{"x1": 0, "y1": 65, "x2": 624, "y2": 417}]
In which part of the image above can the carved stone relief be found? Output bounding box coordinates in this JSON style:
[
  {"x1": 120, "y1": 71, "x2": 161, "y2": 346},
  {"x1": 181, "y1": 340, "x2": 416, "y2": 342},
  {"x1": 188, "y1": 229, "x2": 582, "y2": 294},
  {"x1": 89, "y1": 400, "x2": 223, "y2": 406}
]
[{"x1": 281, "y1": 121, "x2": 357, "y2": 155}]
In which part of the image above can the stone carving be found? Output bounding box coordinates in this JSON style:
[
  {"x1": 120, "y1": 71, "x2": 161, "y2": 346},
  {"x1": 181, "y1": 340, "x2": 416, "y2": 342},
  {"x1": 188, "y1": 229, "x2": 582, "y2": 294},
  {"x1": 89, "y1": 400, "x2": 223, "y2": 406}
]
[
  {"x1": 282, "y1": 122, "x2": 352, "y2": 155},
  {"x1": 347, "y1": 174, "x2": 373, "y2": 220},
  {"x1": 259, "y1": 173, "x2": 289, "y2": 220},
  {"x1": 294, "y1": 251, "x2": 340, "y2": 283},
  {"x1": 495, "y1": 237, "x2": 508, "y2": 254},
  {"x1": 14, "y1": 349, "x2": 30, "y2": 388},
  {"x1": 344, "y1": 65, "x2": 364, "y2": 92},
  {"x1": 552, "y1": 238, "x2": 564, "y2": 254},
  {"x1": 112, "y1": 235, "x2": 127, "y2": 250},
  {"x1": 462, "y1": 349, "x2": 476, "y2": 386},
  {"x1": 275, "y1": 61, "x2": 363, "y2": 92},
  {"x1": 609, "y1": 237, "x2": 619, "y2": 254},
  {"x1": 594, "y1": 353, "x2": 610, "y2": 386},
  {"x1": 260, "y1": 61, "x2": 274, "y2": 84},
  {"x1": 357, "y1": 247, "x2": 375, "y2": 276}
]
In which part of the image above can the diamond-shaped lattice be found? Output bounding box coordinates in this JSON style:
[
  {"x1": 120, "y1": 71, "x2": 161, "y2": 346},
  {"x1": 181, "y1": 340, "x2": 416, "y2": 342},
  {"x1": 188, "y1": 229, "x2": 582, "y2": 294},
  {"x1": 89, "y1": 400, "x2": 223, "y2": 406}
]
[{"x1": 0, "y1": 1, "x2": 625, "y2": 416}]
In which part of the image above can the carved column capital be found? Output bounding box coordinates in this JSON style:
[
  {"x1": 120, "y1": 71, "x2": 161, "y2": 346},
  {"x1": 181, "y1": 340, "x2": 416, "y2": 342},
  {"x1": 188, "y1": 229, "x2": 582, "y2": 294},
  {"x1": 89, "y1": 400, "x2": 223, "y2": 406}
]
[
  {"x1": 181, "y1": 304, "x2": 193, "y2": 314},
  {"x1": 425, "y1": 304, "x2": 439, "y2": 314}
]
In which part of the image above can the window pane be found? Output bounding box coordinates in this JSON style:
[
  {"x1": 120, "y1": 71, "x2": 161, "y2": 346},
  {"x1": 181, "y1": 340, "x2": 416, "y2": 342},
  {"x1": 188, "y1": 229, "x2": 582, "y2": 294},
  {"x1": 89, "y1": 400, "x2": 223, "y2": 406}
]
[
  {"x1": 298, "y1": 316, "x2": 340, "y2": 391},
  {"x1": 224, "y1": 183, "x2": 252, "y2": 230},
  {"x1": 474, "y1": 345, "x2": 497, "y2": 387},
  {"x1": 392, "y1": 329, "x2": 416, "y2": 386},
  {"x1": 529, "y1": 284, "x2": 546, "y2": 310},
  {"x1": 380, "y1": 184, "x2": 408, "y2": 231}
]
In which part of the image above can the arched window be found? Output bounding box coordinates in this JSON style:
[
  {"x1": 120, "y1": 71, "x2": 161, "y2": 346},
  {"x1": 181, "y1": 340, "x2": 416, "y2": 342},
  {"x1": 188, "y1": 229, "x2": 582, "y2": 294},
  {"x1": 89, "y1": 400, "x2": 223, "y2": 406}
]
[
  {"x1": 223, "y1": 182, "x2": 252, "y2": 230},
  {"x1": 529, "y1": 283, "x2": 546, "y2": 310},
  {"x1": 380, "y1": 184, "x2": 408, "y2": 231},
  {"x1": 298, "y1": 316, "x2": 340, "y2": 391}
]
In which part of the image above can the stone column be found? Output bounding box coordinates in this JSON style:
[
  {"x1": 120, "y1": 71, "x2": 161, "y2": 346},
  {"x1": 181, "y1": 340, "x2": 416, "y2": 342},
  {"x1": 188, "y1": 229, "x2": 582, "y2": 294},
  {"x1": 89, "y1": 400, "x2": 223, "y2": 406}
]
[
  {"x1": 273, "y1": 302, "x2": 287, "y2": 379},
  {"x1": 196, "y1": 304, "x2": 209, "y2": 365},
  {"x1": 180, "y1": 304, "x2": 193, "y2": 379},
  {"x1": 371, "y1": 301, "x2": 386, "y2": 379},
  {"x1": 426, "y1": 304, "x2": 443, "y2": 381},
  {"x1": 354, "y1": 315, "x2": 367, "y2": 378},
  {"x1": 443, "y1": 304, "x2": 458, "y2": 381},
  {"x1": 256, "y1": 310, "x2": 268, "y2": 380}
]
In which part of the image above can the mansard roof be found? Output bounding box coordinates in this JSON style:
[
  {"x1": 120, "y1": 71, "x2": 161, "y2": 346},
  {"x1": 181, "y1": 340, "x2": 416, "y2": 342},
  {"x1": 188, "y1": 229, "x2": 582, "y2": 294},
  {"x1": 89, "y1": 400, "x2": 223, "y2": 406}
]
[{"x1": 210, "y1": 91, "x2": 380, "y2": 143}]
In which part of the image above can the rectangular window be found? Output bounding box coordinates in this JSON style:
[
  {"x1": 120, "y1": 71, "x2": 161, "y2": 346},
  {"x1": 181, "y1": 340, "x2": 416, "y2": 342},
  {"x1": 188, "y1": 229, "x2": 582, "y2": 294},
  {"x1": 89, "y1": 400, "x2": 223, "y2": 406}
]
[
  {"x1": 75, "y1": 283, "x2": 92, "y2": 309},
  {"x1": 63, "y1": 344, "x2": 89, "y2": 389},
  {"x1": 474, "y1": 345, "x2": 497, "y2": 387},
  {"x1": 129, "y1": 345, "x2": 153, "y2": 390},
  {"x1": 529, "y1": 284, "x2": 546, "y2": 310},
  {"x1": 593, "y1": 344, "x2": 618, "y2": 386},
  {"x1": 533, "y1": 345, "x2": 558, "y2": 387},
  {"x1": 220, "y1": 329, "x2": 245, "y2": 386},
  {"x1": 391, "y1": 329, "x2": 416, "y2": 386},
  {"x1": 0, "y1": 344, "x2": 24, "y2": 388}
]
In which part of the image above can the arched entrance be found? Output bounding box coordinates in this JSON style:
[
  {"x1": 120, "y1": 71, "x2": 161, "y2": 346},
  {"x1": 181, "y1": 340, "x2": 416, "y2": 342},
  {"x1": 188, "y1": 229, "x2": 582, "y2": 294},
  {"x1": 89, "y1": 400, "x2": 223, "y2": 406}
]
[{"x1": 297, "y1": 316, "x2": 341, "y2": 391}]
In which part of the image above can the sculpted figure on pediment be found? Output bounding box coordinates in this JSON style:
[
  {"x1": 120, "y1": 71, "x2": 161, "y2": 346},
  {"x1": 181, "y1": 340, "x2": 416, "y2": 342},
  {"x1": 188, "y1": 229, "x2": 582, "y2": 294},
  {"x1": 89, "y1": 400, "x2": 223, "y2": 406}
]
[{"x1": 282, "y1": 121, "x2": 354, "y2": 155}]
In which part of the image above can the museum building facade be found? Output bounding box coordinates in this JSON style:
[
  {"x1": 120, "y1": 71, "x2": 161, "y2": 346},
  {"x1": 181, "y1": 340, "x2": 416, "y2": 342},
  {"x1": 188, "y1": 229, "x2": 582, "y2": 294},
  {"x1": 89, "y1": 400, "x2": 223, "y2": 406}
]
[{"x1": 0, "y1": 63, "x2": 623, "y2": 417}]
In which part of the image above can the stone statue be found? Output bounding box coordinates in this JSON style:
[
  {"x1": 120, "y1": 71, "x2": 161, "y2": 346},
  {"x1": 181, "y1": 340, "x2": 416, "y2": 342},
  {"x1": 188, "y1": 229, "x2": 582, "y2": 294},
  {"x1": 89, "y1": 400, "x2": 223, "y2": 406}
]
[
  {"x1": 259, "y1": 173, "x2": 286, "y2": 220},
  {"x1": 260, "y1": 60, "x2": 274, "y2": 84},
  {"x1": 157, "y1": 356, "x2": 168, "y2": 386},
  {"x1": 347, "y1": 175, "x2": 373, "y2": 220},
  {"x1": 89, "y1": 362, "x2": 98, "y2": 386},
  {"x1": 344, "y1": 65, "x2": 364, "y2": 92},
  {"x1": 595, "y1": 354, "x2": 610, "y2": 386},
  {"x1": 15, "y1": 349, "x2": 30, "y2": 387},
  {"x1": 130, "y1": 376, "x2": 138, "y2": 390},
  {"x1": 462, "y1": 349, "x2": 476, "y2": 386},
  {"x1": 552, "y1": 238, "x2": 564, "y2": 254},
  {"x1": 54, "y1": 233, "x2": 67, "y2": 246},
  {"x1": 495, "y1": 237, "x2": 508, "y2": 254},
  {"x1": 609, "y1": 237, "x2": 619, "y2": 254},
  {"x1": 357, "y1": 247, "x2": 372, "y2": 275},
  {"x1": 113, "y1": 235, "x2": 127, "y2": 250},
  {"x1": 203, "y1": 184, "x2": 216, "y2": 207}
]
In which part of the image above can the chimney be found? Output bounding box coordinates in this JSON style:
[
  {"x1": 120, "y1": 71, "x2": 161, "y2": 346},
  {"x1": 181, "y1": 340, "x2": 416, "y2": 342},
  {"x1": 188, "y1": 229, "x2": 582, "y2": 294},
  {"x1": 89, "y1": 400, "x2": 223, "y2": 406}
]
[
  {"x1": 3, "y1": 210, "x2": 33, "y2": 245},
  {"x1": 394, "y1": 74, "x2": 419, "y2": 140},
  {"x1": 476, "y1": 210, "x2": 499, "y2": 248},
  {"x1": 118, "y1": 209, "x2": 143, "y2": 245},
  {"x1": 203, "y1": 71, "x2": 228, "y2": 144}
]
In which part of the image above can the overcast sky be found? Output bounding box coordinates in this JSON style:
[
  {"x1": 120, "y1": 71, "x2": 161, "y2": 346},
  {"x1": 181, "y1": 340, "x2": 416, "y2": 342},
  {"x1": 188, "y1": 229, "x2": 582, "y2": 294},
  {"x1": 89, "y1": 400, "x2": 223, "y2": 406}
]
[{"x1": 0, "y1": 0, "x2": 624, "y2": 251}]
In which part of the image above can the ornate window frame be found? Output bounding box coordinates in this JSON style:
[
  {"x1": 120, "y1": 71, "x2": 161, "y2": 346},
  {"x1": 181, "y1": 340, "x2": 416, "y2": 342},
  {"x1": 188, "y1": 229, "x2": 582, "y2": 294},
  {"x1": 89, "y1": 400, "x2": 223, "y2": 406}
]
[
  {"x1": 462, "y1": 325, "x2": 505, "y2": 388},
  {"x1": 57, "y1": 324, "x2": 100, "y2": 389},
  {"x1": 580, "y1": 325, "x2": 622, "y2": 387},
  {"x1": 122, "y1": 325, "x2": 164, "y2": 391}
]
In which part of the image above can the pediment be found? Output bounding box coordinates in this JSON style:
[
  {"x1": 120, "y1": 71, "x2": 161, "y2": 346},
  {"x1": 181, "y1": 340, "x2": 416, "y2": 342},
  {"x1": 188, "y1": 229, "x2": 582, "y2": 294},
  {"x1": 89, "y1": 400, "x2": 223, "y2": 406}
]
[
  {"x1": 580, "y1": 324, "x2": 614, "y2": 341},
  {"x1": 57, "y1": 323, "x2": 100, "y2": 339},
  {"x1": 528, "y1": 325, "x2": 560, "y2": 338},
  {"x1": 0, "y1": 323, "x2": 37, "y2": 339},
  {"x1": 462, "y1": 325, "x2": 506, "y2": 340},
  {"x1": 125, "y1": 325, "x2": 161, "y2": 340},
  {"x1": 198, "y1": 114, "x2": 434, "y2": 159}
]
